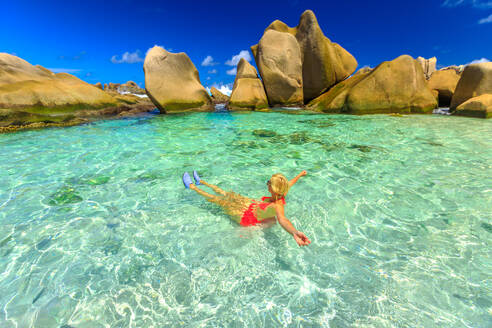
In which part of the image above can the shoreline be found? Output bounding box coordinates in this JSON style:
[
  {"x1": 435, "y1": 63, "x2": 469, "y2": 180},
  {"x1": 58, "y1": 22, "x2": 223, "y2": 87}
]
[{"x1": 0, "y1": 103, "x2": 156, "y2": 133}]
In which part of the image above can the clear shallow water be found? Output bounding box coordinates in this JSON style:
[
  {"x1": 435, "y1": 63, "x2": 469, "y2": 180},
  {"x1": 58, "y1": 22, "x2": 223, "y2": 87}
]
[{"x1": 0, "y1": 111, "x2": 491, "y2": 327}]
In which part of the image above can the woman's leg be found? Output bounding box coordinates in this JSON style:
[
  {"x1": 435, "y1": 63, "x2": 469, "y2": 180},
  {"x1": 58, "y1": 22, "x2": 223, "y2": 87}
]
[
  {"x1": 190, "y1": 184, "x2": 250, "y2": 224},
  {"x1": 190, "y1": 184, "x2": 219, "y2": 200},
  {"x1": 199, "y1": 180, "x2": 227, "y2": 196}
]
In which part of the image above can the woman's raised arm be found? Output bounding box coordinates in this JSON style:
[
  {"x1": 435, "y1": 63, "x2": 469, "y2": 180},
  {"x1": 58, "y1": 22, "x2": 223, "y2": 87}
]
[{"x1": 288, "y1": 170, "x2": 307, "y2": 189}]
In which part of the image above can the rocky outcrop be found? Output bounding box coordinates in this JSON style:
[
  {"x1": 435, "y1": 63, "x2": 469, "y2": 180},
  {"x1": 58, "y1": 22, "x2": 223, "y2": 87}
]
[
  {"x1": 251, "y1": 10, "x2": 357, "y2": 103},
  {"x1": 120, "y1": 81, "x2": 145, "y2": 94},
  {"x1": 442, "y1": 65, "x2": 464, "y2": 74},
  {"x1": 416, "y1": 56, "x2": 436, "y2": 79},
  {"x1": 104, "y1": 82, "x2": 120, "y2": 92},
  {"x1": 103, "y1": 81, "x2": 145, "y2": 95},
  {"x1": 0, "y1": 53, "x2": 117, "y2": 110},
  {"x1": 143, "y1": 46, "x2": 212, "y2": 113},
  {"x1": 307, "y1": 55, "x2": 437, "y2": 114},
  {"x1": 450, "y1": 62, "x2": 492, "y2": 114},
  {"x1": 228, "y1": 58, "x2": 268, "y2": 110},
  {"x1": 354, "y1": 66, "x2": 372, "y2": 76},
  {"x1": 94, "y1": 82, "x2": 103, "y2": 90},
  {"x1": 210, "y1": 87, "x2": 229, "y2": 103},
  {"x1": 428, "y1": 69, "x2": 461, "y2": 107},
  {"x1": 454, "y1": 94, "x2": 492, "y2": 118},
  {"x1": 305, "y1": 71, "x2": 370, "y2": 113},
  {"x1": 255, "y1": 30, "x2": 303, "y2": 107},
  {"x1": 0, "y1": 53, "x2": 155, "y2": 132}
]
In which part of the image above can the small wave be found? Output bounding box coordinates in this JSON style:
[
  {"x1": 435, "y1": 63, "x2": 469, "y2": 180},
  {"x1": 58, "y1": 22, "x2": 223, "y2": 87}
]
[{"x1": 433, "y1": 107, "x2": 451, "y2": 115}]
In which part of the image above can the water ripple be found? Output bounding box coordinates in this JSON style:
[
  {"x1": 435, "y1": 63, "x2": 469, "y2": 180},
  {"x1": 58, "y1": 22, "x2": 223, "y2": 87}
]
[{"x1": 0, "y1": 113, "x2": 491, "y2": 327}]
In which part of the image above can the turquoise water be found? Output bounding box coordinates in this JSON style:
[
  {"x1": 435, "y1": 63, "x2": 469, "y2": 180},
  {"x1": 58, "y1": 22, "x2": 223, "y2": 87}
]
[{"x1": 0, "y1": 111, "x2": 491, "y2": 327}]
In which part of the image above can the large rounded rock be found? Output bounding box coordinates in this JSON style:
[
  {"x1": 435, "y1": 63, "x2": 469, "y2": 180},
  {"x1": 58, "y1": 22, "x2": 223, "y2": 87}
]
[
  {"x1": 455, "y1": 94, "x2": 492, "y2": 118},
  {"x1": 295, "y1": 10, "x2": 358, "y2": 101},
  {"x1": 255, "y1": 30, "x2": 303, "y2": 107},
  {"x1": 305, "y1": 71, "x2": 370, "y2": 113},
  {"x1": 0, "y1": 53, "x2": 156, "y2": 131},
  {"x1": 0, "y1": 53, "x2": 117, "y2": 109},
  {"x1": 252, "y1": 10, "x2": 357, "y2": 103},
  {"x1": 347, "y1": 55, "x2": 437, "y2": 113},
  {"x1": 307, "y1": 55, "x2": 437, "y2": 114},
  {"x1": 450, "y1": 62, "x2": 492, "y2": 112},
  {"x1": 428, "y1": 69, "x2": 461, "y2": 107},
  {"x1": 228, "y1": 58, "x2": 268, "y2": 110},
  {"x1": 144, "y1": 46, "x2": 212, "y2": 113}
]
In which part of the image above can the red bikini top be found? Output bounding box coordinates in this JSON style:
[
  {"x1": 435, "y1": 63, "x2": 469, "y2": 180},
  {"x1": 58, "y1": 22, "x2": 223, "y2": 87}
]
[{"x1": 258, "y1": 196, "x2": 286, "y2": 210}]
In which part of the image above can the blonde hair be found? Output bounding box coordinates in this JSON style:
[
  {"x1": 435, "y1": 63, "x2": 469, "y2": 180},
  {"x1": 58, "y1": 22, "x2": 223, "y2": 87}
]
[{"x1": 269, "y1": 173, "x2": 289, "y2": 200}]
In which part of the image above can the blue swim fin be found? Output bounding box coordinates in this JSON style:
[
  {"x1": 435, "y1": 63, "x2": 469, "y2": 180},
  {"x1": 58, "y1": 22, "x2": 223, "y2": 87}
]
[
  {"x1": 193, "y1": 170, "x2": 202, "y2": 185},
  {"x1": 182, "y1": 172, "x2": 192, "y2": 189}
]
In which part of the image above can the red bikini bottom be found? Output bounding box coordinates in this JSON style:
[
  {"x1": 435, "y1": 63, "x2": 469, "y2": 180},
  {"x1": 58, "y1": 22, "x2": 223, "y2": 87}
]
[{"x1": 239, "y1": 202, "x2": 260, "y2": 226}]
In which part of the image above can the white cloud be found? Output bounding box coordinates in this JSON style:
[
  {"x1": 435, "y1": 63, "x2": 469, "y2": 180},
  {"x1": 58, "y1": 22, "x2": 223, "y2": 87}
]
[
  {"x1": 226, "y1": 67, "x2": 237, "y2": 76},
  {"x1": 225, "y1": 50, "x2": 251, "y2": 66},
  {"x1": 111, "y1": 50, "x2": 144, "y2": 64},
  {"x1": 208, "y1": 69, "x2": 217, "y2": 74},
  {"x1": 201, "y1": 55, "x2": 218, "y2": 66},
  {"x1": 206, "y1": 83, "x2": 233, "y2": 96},
  {"x1": 442, "y1": 0, "x2": 466, "y2": 6},
  {"x1": 443, "y1": 0, "x2": 492, "y2": 8},
  {"x1": 47, "y1": 68, "x2": 82, "y2": 73},
  {"x1": 217, "y1": 85, "x2": 232, "y2": 96},
  {"x1": 466, "y1": 57, "x2": 490, "y2": 65},
  {"x1": 478, "y1": 14, "x2": 492, "y2": 23}
]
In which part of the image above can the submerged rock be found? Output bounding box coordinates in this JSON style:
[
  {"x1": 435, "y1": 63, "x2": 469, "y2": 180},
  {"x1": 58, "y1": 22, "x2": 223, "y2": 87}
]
[
  {"x1": 252, "y1": 129, "x2": 277, "y2": 137},
  {"x1": 228, "y1": 58, "x2": 269, "y2": 110},
  {"x1": 307, "y1": 55, "x2": 437, "y2": 114},
  {"x1": 287, "y1": 131, "x2": 313, "y2": 144},
  {"x1": 428, "y1": 69, "x2": 461, "y2": 107},
  {"x1": 144, "y1": 46, "x2": 212, "y2": 113},
  {"x1": 450, "y1": 62, "x2": 492, "y2": 118},
  {"x1": 348, "y1": 144, "x2": 374, "y2": 152},
  {"x1": 80, "y1": 176, "x2": 110, "y2": 185},
  {"x1": 251, "y1": 10, "x2": 358, "y2": 103},
  {"x1": 48, "y1": 186, "x2": 83, "y2": 206},
  {"x1": 481, "y1": 222, "x2": 492, "y2": 233}
]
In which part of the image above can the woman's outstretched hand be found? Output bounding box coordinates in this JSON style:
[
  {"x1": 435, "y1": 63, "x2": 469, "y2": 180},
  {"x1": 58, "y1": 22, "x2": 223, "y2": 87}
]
[
  {"x1": 293, "y1": 231, "x2": 311, "y2": 246},
  {"x1": 299, "y1": 170, "x2": 307, "y2": 177}
]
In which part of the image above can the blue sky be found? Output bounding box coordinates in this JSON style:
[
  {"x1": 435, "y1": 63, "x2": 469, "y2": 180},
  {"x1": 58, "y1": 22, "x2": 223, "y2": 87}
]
[{"x1": 1, "y1": 0, "x2": 491, "y2": 94}]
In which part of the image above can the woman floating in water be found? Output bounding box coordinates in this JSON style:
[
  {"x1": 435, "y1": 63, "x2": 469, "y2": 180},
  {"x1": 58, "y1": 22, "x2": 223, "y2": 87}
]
[{"x1": 182, "y1": 170, "x2": 311, "y2": 246}]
